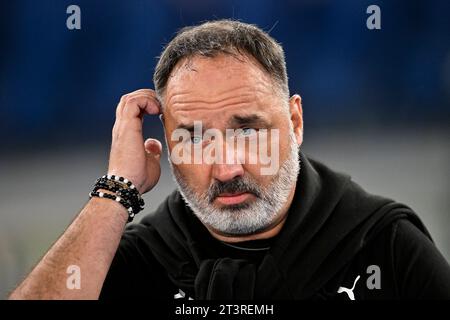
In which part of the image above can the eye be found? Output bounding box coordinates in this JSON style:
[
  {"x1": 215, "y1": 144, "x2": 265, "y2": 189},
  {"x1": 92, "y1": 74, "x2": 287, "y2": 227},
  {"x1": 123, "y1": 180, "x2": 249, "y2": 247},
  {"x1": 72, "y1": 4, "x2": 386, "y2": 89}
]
[
  {"x1": 190, "y1": 136, "x2": 202, "y2": 144},
  {"x1": 239, "y1": 127, "x2": 257, "y2": 137}
]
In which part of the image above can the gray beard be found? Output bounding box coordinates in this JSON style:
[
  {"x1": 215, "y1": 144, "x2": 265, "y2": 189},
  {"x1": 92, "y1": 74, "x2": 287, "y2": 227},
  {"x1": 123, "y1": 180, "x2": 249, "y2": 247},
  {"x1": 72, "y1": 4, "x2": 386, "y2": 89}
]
[{"x1": 168, "y1": 130, "x2": 300, "y2": 236}]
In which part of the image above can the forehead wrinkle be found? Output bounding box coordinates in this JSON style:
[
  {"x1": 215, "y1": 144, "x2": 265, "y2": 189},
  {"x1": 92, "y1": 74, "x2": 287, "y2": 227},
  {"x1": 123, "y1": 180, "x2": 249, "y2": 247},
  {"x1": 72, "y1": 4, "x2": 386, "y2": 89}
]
[
  {"x1": 167, "y1": 85, "x2": 274, "y2": 115},
  {"x1": 166, "y1": 82, "x2": 268, "y2": 104},
  {"x1": 166, "y1": 62, "x2": 275, "y2": 100},
  {"x1": 167, "y1": 90, "x2": 253, "y2": 109},
  {"x1": 172, "y1": 96, "x2": 253, "y2": 112},
  {"x1": 172, "y1": 103, "x2": 256, "y2": 120}
]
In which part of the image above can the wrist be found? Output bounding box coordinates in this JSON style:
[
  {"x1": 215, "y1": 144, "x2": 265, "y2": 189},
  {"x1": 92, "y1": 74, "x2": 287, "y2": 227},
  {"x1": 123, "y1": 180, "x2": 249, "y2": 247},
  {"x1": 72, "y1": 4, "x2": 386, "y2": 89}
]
[
  {"x1": 89, "y1": 175, "x2": 145, "y2": 223},
  {"x1": 89, "y1": 196, "x2": 129, "y2": 222}
]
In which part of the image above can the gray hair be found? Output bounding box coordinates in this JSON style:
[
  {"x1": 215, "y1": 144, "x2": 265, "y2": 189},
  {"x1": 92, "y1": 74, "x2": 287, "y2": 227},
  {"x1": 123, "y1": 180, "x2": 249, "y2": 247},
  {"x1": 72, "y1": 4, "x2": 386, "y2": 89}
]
[{"x1": 153, "y1": 19, "x2": 289, "y2": 106}]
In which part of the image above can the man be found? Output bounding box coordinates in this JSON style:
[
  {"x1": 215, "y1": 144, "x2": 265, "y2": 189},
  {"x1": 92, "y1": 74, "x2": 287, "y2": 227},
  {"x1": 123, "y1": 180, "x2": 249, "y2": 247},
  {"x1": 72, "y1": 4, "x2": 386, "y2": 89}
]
[{"x1": 9, "y1": 20, "x2": 450, "y2": 300}]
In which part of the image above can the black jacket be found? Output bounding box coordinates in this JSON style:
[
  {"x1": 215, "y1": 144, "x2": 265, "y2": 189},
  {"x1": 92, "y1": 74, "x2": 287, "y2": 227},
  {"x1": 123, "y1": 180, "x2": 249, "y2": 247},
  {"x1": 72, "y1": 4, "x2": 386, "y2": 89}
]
[{"x1": 100, "y1": 153, "x2": 450, "y2": 300}]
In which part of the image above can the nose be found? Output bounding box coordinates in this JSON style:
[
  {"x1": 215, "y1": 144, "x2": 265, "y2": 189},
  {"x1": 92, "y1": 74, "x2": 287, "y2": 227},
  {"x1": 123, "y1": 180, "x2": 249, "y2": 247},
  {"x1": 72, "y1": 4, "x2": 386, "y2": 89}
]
[
  {"x1": 211, "y1": 163, "x2": 244, "y2": 182},
  {"x1": 211, "y1": 137, "x2": 245, "y2": 182}
]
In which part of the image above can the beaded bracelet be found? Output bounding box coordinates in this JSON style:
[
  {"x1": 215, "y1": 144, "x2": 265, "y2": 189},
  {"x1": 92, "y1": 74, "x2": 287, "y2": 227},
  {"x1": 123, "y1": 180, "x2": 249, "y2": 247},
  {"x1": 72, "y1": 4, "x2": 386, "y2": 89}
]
[
  {"x1": 93, "y1": 176, "x2": 144, "y2": 213},
  {"x1": 89, "y1": 175, "x2": 144, "y2": 222},
  {"x1": 89, "y1": 190, "x2": 136, "y2": 222}
]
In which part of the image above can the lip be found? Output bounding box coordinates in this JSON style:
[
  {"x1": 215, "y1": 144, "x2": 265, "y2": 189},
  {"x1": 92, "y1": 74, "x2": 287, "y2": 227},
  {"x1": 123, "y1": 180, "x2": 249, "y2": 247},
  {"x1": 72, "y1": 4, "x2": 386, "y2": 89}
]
[{"x1": 215, "y1": 192, "x2": 252, "y2": 205}]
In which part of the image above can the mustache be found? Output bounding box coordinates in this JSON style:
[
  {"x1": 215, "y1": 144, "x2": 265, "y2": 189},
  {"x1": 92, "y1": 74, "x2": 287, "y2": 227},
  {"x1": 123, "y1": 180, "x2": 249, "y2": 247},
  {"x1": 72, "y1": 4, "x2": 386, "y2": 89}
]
[{"x1": 207, "y1": 176, "x2": 262, "y2": 203}]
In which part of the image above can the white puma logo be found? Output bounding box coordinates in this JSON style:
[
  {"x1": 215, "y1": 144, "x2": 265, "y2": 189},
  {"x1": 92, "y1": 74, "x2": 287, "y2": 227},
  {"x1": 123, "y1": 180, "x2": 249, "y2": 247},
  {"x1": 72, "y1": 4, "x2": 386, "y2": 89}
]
[
  {"x1": 337, "y1": 275, "x2": 360, "y2": 300},
  {"x1": 174, "y1": 288, "x2": 194, "y2": 300}
]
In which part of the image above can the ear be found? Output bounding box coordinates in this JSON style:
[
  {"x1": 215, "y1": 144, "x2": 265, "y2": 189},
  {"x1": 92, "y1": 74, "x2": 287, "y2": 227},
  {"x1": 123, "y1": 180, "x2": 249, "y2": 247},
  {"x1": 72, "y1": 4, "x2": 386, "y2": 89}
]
[
  {"x1": 159, "y1": 113, "x2": 167, "y2": 137},
  {"x1": 289, "y1": 94, "x2": 303, "y2": 145}
]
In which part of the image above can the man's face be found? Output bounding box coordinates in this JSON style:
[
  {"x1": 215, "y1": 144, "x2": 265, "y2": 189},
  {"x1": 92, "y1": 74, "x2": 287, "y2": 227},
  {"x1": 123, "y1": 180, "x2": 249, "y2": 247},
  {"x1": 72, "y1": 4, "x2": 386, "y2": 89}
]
[{"x1": 162, "y1": 53, "x2": 302, "y2": 236}]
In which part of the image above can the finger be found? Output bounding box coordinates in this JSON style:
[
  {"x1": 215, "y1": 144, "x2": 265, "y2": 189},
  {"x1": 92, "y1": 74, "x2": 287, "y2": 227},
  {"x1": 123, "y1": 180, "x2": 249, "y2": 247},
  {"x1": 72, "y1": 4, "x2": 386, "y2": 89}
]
[
  {"x1": 116, "y1": 90, "x2": 161, "y2": 118},
  {"x1": 119, "y1": 95, "x2": 161, "y2": 120},
  {"x1": 127, "y1": 88, "x2": 157, "y2": 95},
  {"x1": 144, "y1": 138, "x2": 162, "y2": 157}
]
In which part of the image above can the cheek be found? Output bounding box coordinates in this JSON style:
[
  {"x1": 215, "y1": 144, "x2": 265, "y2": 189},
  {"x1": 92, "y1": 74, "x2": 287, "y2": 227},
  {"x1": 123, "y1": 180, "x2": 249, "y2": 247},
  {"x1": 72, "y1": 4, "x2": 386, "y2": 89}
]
[
  {"x1": 176, "y1": 163, "x2": 212, "y2": 191},
  {"x1": 273, "y1": 118, "x2": 294, "y2": 152},
  {"x1": 277, "y1": 133, "x2": 293, "y2": 167},
  {"x1": 242, "y1": 164, "x2": 272, "y2": 187}
]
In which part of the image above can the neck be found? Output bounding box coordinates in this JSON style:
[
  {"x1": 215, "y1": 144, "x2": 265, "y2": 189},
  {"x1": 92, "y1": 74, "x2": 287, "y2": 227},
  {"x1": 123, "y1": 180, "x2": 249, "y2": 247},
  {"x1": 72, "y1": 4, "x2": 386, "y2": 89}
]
[{"x1": 206, "y1": 184, "x2": 297, "y2": 243}]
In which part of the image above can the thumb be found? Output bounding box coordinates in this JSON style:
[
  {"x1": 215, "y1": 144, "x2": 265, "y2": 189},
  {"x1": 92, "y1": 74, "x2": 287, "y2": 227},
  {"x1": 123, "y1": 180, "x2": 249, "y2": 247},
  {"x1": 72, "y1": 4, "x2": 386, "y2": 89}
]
[{"x1": 144, "y1": 138, "x2": 162, "y2": 158}]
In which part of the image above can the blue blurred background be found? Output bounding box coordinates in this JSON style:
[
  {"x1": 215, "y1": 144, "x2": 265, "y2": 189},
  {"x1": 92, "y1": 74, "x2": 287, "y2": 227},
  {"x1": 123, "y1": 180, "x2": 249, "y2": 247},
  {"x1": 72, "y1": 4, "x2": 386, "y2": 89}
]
[{"x1": 0, "y1": 0, "x2": 449, "y2": 298}]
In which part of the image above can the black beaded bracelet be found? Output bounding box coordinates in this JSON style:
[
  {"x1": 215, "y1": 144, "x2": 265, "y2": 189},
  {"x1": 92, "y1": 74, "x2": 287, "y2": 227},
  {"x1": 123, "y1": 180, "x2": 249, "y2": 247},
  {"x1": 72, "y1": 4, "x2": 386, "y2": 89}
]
[
  {"x1": 89, "y1": 190, "x2": 136, "y2": 222},
  {"x1": 89, "y1": 175, "x2": 144, "y2": 222},
  {"x1": 93, "y1": 176, "x2": 144, "y2": 213}
]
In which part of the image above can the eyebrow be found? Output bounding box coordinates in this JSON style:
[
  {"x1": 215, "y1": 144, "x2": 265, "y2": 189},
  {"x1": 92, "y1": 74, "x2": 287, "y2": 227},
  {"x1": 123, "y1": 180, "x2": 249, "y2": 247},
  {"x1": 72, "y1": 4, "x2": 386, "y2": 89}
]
[
  {"x1": 176, "y1": 123, "x2": 196, "y2": 132},
  {"x1": 175, "y1": 114, "x2": 272, "y2": 132},
  {"x1": 228, "y1": 114, "x2": 272, "y2": 128}
]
